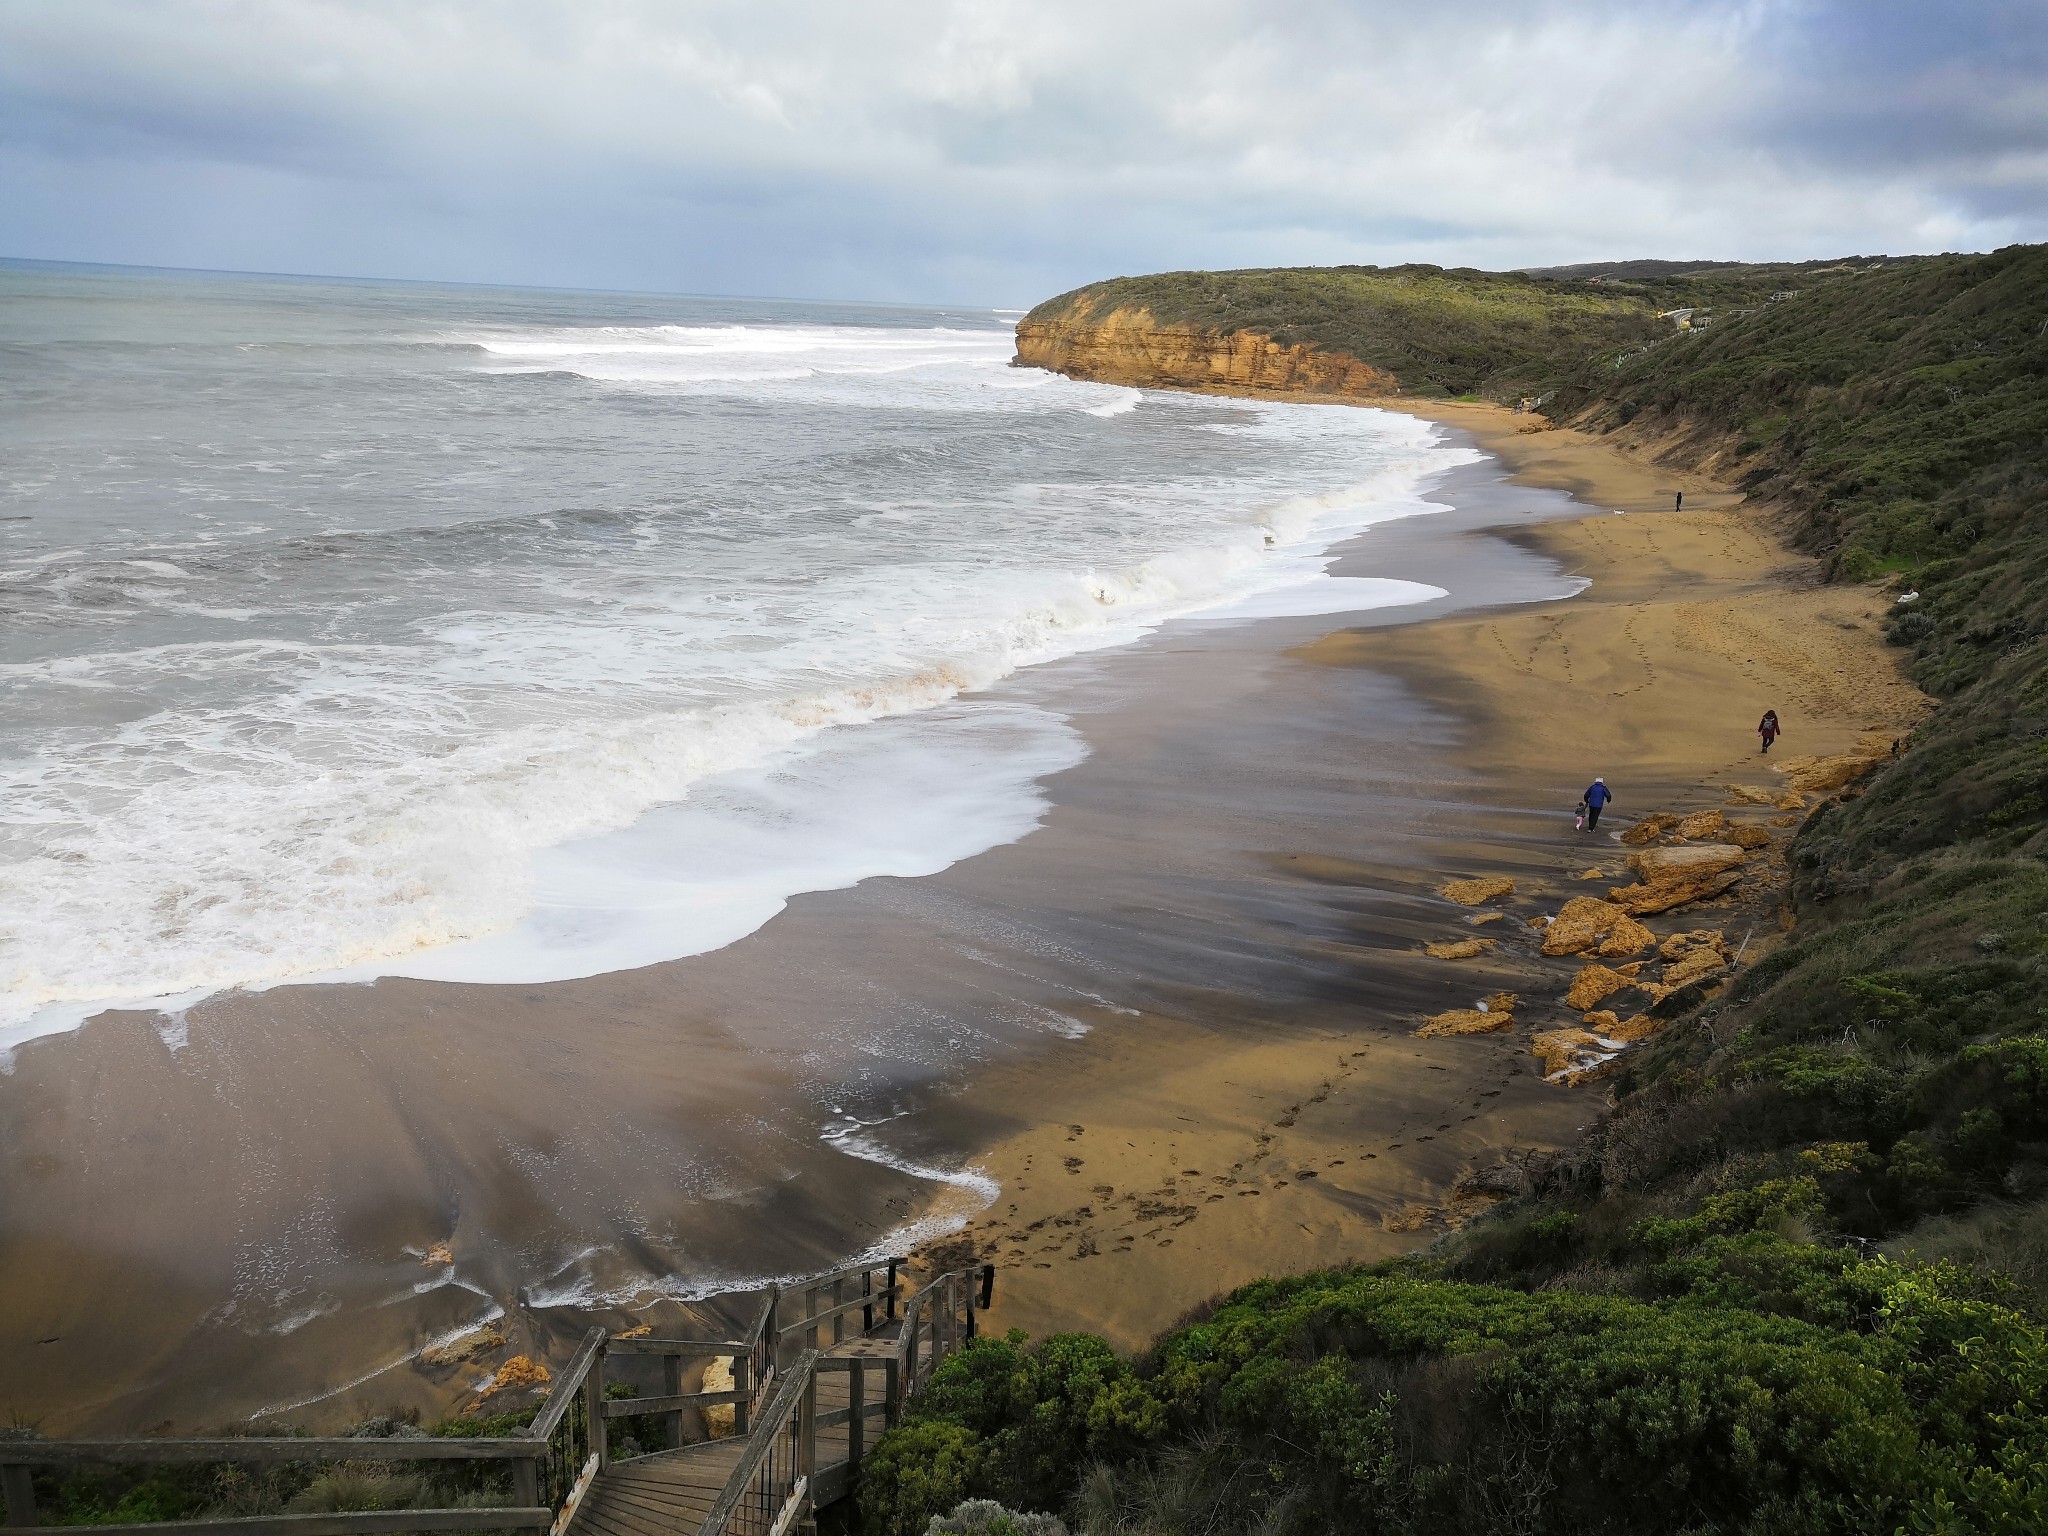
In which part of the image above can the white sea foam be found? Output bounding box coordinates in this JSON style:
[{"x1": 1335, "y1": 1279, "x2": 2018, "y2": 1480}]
[{"x1": 1, "y1": 307, "x2": 1475, "y2": 1051}]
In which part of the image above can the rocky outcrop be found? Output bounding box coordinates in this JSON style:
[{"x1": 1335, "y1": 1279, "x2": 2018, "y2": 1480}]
[
  {"x1": 1416, "y1": 991, "x2": 1517, "y2": 1038},
  {"x1": 1441, "y1": 876, "x2": 1515, "y2": 905},
  {"x1": 1014, "y1": 300, "x2": 1398, "y2": 398},
  {"x1": 1417, "y1": 1008, "x2": 1513, "y2": 1038},
  {"x1": 1540, "y1": 897, "x2": 1655, "y2": 958},
  {"x1": 1566, "y1": 963, "x2": 1630, "y2": 1011},
  {"x1": 1425, "y1": 937, "x2": 1496, "y2": 959},
  {"x1": 1608, "y1": 843, "x2": 1748, "y2": 915}
]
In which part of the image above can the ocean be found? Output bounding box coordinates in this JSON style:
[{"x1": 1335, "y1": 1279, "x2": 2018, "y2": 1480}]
[{"x1": 0, "y1": 260, "x2": 1466, "y2": 1051}]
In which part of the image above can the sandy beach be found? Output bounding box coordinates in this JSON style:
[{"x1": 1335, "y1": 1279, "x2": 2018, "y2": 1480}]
[
  {"x1": 936, "y1": 402, "x2": 1927, "y2": 1349},
  {"x1": 0, "y1": 403, "x2": 1925, "y2": 1429}
]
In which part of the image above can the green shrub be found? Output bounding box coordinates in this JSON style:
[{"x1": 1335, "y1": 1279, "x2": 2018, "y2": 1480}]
[{"x1": 858, "y1": 1420, "x2": 986, "y2": 1536}]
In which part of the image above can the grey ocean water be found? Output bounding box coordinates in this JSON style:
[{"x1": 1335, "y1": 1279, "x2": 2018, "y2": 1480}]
[{"x1": 0, "y1": 261, "x2": 1464, "y2": 1048}]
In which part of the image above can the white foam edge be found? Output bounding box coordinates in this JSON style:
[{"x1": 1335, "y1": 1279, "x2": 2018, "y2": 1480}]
[
  {"x1": 3, "y1": 419, "x2": 1475, "y2": 1051},
  {"x1": 246, "y1": 1302, "x2": 508, "y2": 1420},
  {"x1": 516, "y1": 1126, "x2": 999, "y2": 1315}
]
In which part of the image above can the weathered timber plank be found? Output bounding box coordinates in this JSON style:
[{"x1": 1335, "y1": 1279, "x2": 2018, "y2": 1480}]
[
  {"x1": 0, "y1": 1441, "x2": 540, "y2": 1467},
  {"x1": 602, "y1": 1391, "x2": 748, "y2": 1420},
  {"x1": 529, "y1": 1329, "x2": 608, "y2": 1443},
  {"x1": 587, "y1": 1489, "x2": 713, "y2": 1526},
  {"x1": 569, "y1": 1500, "x2": 682, "y2": 1536},
  {"x1": 4, "y1": 1509, "x2": 549, "y2": 1536},
  {"x1": 775, "y1": 1292, "x2": 890, "y2": 1339},
  {"x1": 601, "y1": 1340, "x2": 747, "y2": 1360},
  {"x1": 602, "y1": 1488, "x2": 719, "y2": 1521},
  {"x1": 811, "y1": 1463, "x2": 849, "y2": 1508},
  {"x1": 694, "y1": 1352, "x2": 815, "y2": 1536}
]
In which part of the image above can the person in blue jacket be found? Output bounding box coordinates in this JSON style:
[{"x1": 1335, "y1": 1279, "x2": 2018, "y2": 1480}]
[{"x1": 1582, "y1": 777, "x2": 1613, "y2": 830}]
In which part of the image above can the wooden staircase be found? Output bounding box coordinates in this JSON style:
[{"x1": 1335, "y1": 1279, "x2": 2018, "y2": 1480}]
[
  {"x1": 1, "y1": 1261, "x2": 992, "y2": 1536},
  {"x1": 559, "y1": 1261, "x2": 990, "y2": 1536}
]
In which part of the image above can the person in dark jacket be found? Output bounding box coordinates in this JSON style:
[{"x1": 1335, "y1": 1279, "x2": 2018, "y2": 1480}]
[
  {"x1": 1582, "y1": 777, "x2": 1612, "y2": 830},
  {"x1": 1758, "y1": 709, "x2": 1781, "y2": 752}
]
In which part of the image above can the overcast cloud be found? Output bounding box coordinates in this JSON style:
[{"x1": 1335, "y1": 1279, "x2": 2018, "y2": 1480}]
[{"x1": 2, "y1": 0, "x2": 2043, "y2": 305}]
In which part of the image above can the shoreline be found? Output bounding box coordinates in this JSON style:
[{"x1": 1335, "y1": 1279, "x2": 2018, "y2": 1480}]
[
  {"x1": 906, "y1": 397, "x2": 1928, "y2": 1350},
  {"x1": 0, "y1": 399, "x2": 1924, "y2": 1431}
]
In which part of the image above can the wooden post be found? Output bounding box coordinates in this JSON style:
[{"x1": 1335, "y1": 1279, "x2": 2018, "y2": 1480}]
[
  {"x1": 510, "y1": 1453, "x2": 538, "y2": 1513},
  {"x1": 662, "y1": 1348, "x2": 683, "y2": 1450},
  {"x1": 831, "y1": 1275, "x2": 845, "y2": 1346},
  {"x1": 804, "y1": 1282, "x2": 819, "y2": 1353},
  {"x1": 798, "y1": 1364, "x2": 817, "y2": 1490},
  {"x1": 883, "y1": 1356, "x2": 901, "y2": 1428},
  {"x1": 584, "y1": 1338, "x2": 610, "y2": 1472},
  {"x1": 734, "y1": 1352, "x2": 752, "y2": 1438},
  {"x1": 3, "y1": 1465, "x2": 36, "y2": 1528},
  {"x1": 886, "y1": 1261, "x2": 898, "y2": 1322},
  {"x1": 847, "y1": 1359, "x2": 866, "y2": 1471},
  {"x1": 861, "y1": 1268, "x2": 874, "y2": 1335},
  {"x1": 904, "y1": 1300, "x2": 921, "y2": 1392}
]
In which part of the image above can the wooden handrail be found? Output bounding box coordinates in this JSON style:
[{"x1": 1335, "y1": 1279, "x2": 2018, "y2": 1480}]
[
  {"x1": 598, "y1": 1389, "x2": 749, "y2": 1419},
  {"x1": 744, "y1": 1289, "x2": 778, "y2": 1348},
  {"x1": 792, "y1": 1257, "x2": 902, "y2": 1296},
  {"x1": 775, "y1": 1287, "x2": 897, "y2": 1339},
  {"x1": 602, "y1": 1337, "x2": 748, "y2": 1359},
  {"x1": 527, "y1": 1327, "x2": 607, "y2": 1443},
  {"x1": 694, "y1": 1350, "x2": 817, "y2": 1536},
  {"x1": 0, "y1": 1511, "x2": 551, "y2": 1536},
  {"x1": 0, "y1": 1439, "x2": 542, "y2": 1466}
]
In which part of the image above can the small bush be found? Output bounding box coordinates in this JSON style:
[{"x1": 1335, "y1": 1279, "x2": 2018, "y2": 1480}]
[
  {"x1": 859, "y1": 1420, "x2": 986, "y2": 1536},
  {"x1": 924, "y1": 1498, "x2": 1066, "y2": 1536}
]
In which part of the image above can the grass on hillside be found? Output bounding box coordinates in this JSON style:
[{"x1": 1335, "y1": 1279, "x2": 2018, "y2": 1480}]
[{"x1": 1023, "y1": 257, "x2": 1927, "y2": 401}]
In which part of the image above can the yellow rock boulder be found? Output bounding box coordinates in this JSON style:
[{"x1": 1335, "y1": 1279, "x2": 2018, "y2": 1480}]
[
  {"x1": 1659, "y1": 928, "x2": 1728, "y2": 961},
  {"x1": 1778, "y1": 753, "x2": 1881, "y2": 793},
  {"x1": 1425, "y1": 937, "x2": 1496, "y2": 960},
  {"x1": 1418, "y1": 1009, "x2": 1514, "y2": 1038},
  {"x1": 1541, "y1": 897, "x2": 1652, "y2": 957},
  {"x1": 1530, "y1": 1028, "x2": 1613, "y2": 1078},
  {"x1": 1621, "y1": 813, "x2": 1679, "y2": 845},
  {"x1": 1441, "y1": 876, "x2": 1515, "y2": 906},
  {"x1": 1566, "y1": 963, "x2": 1629, "y2": 1011},
  {"x1": 703, "y1": 1355, "x2": 737, "y2": 1437}
]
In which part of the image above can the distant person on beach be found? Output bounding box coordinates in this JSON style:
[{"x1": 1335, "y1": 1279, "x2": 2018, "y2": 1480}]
[
  {"x1": 1581, "y1": 777, "x2": 1612, "y2": 830},
  {"x1": 1674, "y1": 490, "x2": 1683, "y2": 511},
  {"x1": 1759, "y1": 709, "x2": 1781, "y2": 753}
]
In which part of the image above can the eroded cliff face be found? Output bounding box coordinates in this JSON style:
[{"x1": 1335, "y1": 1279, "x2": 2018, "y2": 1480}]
[{"x1": 1013, "y1": 299, "x2": 1398, "y2": 399}]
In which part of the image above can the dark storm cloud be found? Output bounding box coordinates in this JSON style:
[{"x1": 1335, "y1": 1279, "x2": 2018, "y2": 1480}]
[{"x1": 0, "y1": 1, "x2": 2041, "y2": 304}]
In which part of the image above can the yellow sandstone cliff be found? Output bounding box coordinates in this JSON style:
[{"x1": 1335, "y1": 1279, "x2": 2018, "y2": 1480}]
[{"x1": 1012, "y1": 298, "x2": 1398, "y2": 399}]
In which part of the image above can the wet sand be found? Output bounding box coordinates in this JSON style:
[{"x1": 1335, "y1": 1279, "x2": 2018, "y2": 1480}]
[
  {"x1": 916, "y1": 404, "x2": 1927, "y2": 1349},
  {"x1": 0, "y1": 405, "x2": 1923, "y2": 1428}
]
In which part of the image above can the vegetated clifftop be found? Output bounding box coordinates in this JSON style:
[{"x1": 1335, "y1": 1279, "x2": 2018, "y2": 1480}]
[
  {"x1": 846, "y1": 251, "x2": 2048, "y2": 1536},
  {"x1": 1012, "y1": 259, "x2": 1888, "y2": 402}
]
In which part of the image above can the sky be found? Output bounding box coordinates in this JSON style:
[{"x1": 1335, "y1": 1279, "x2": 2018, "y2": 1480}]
[{"x1": 2, "y1": 0, "x2": 2044, "y2": 306}]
